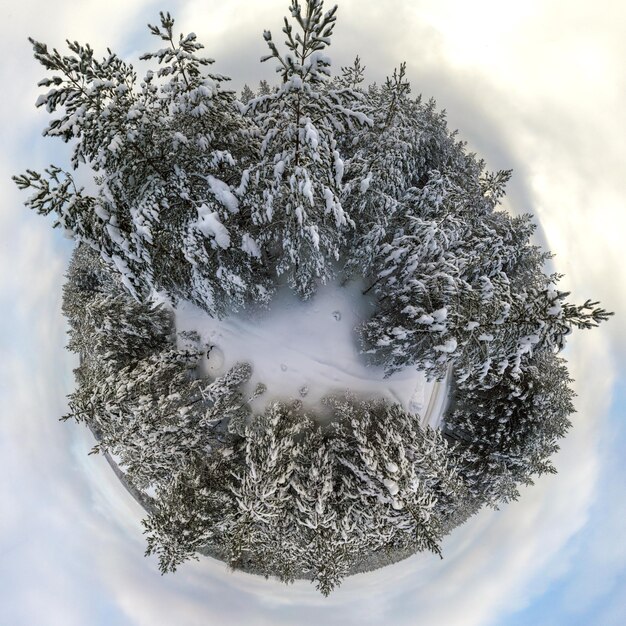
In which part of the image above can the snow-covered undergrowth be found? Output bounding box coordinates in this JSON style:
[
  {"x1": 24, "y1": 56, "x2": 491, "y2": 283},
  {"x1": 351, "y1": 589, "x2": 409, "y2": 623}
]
[{"x1": 168, "y1": 280, "x2": 446, "y2": 427}]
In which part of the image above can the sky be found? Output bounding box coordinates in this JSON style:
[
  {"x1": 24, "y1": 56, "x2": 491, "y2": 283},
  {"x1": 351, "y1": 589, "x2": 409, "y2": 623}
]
[{"x1": 1, "y1": 1, "x2": 624, "y2": 625}]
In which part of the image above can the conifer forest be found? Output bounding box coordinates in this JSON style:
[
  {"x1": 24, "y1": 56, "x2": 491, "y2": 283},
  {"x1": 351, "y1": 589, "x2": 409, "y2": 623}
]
[{"x1": 14, "y1": 0, "x2": 612, "y2": 595}]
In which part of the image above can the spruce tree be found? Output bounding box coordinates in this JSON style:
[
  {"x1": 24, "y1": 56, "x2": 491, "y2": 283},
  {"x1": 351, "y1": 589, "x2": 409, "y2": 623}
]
[
  {"x1": 241, "y1": 0, "x2": 368, "y2": 297},
  {"x1": 14, "y1": 13, "x2": 271, "y2": 317},
  {"x1": 144, "y1": 452, "x2": 234, "y2": 573},
  {"x1": 444, "y1": 351, "x2": 575, "y2": 504}
]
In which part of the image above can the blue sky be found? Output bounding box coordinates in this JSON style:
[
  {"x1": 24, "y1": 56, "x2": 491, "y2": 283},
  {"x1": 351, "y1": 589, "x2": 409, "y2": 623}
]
[{"x1": 1, "y1": 1, "x2": 624, "y2": 624}]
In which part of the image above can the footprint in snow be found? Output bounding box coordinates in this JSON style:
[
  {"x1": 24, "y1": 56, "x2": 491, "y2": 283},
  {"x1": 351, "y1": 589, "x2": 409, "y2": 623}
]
[{"x1": 206, "y1": 345, "x2": 225, "y2": 373}]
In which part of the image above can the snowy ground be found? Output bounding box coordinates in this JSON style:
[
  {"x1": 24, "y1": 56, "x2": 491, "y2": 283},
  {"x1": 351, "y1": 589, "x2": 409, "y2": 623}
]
[{"x1": 171, "y1": 280, "x2": 448, "y2": 428}]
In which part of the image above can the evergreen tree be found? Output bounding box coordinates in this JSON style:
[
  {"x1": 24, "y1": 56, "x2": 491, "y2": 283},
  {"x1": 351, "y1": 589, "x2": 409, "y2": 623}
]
[
  {"x1": 257, "y1": 79, "x2": 272, "y2": 96},
  {"x1": 62, "y1": 249, "x2": 253, "y2": 491},
  {"x1": 14, "y1": 13, "x2": 271, "y2": 317},
  {"x1": 289, "y1": 421, "x2": 350, "y2": 594},
  {"x1": 241, "y1": 0, "x2": 369, "y2": 297},
  {"x1": 344, "y1": 65, "x2": 457, "y2": 275},
  {"x1": 70, "y1": 345, "x2": 251, "y2": 489},
  {"x1": 225, "y1": 403, "x2": 305, "y2": 579},
  {"x1": 335, "y1": 55, "x2": 365, "y2": 91},
  {"x1": 240, "y1": 83, "x2": 255, "y2": 104},
  {"x1": 329, "y1": 398, "x2": 465, "y2": 557},
  {"x1": 359, "y1": 160, "x2": 611, "y2": 382},
  {"x1": 444, "y1": 351, "x2": 575, "y2": 504},
  {"x1": 144, "y1": 450, "x2": 235, "y2": 573}
]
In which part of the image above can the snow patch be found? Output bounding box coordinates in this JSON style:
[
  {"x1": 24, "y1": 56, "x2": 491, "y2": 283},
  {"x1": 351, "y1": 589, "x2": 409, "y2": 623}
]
[
  {"x1": 207, "y1": 175, "x2": 239, "y2": 214},
  {"x1": 107, "y1": 134, "x2": 123, "y2": 153},
  {"x1": 334, "y1": 151, "x2": 344, "y2": 187},
  {"x1": 302, "y1": 178, "x2": 314, "y2": 205},
  {"x1": 434, "y1": 338, "x2": 457, "y2": 353},
  {"x1": 241, "y1": 233, "x2": 261, "y2": 258},
  {"x1": 195, "y1": 205, "x2": 230, "y2": 249},
  {"x1": 383, "y1": 478, "x2": 399, "y2": 496},
  {"x1": 360, "y1": 172, "x2": 372, "y2": 193}
]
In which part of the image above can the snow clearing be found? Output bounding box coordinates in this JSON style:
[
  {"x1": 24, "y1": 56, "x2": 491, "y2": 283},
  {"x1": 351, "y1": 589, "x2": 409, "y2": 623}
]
[{"x1": 171, "y1": 280, "x2": 448, "y2": 428}]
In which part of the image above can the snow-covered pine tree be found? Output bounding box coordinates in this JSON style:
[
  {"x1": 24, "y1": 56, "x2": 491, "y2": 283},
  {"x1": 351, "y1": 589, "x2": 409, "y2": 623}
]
[
  {"x1": 240, "y1": 83, "x2": 255, "y2": 104},
  {"x1": 63, "y1": 247, "x2": 253, "y2": 490},
  {"x1": 359, "y1": 149, "x2": 612, "y2": 382},
  {"x1": 81, "y1": 288, "x2": 173, "y2": 370},
  {"x1": 307, "y1": 530, "x2": 349, "y2": 596},
  {"x1": 143, "y1": 451, "x2": 234, "y2": 573},
  {"x1": 137, "y1": 12, "x2": 272, "y2": 315},
  {"x1": 328, "y1": 398, "x2": 465, "y2": 558},
  {"x1": 201, "y1": 362, "x2": 254, "y2": 430},
  {"x1": 62, "y1": 245, "x2": 117, "y2": 358},
  {"x1": 444, "y1": 351, "x2": 575, "y2": 504},
  {"x1": 67, "y1": 351, "x2": 194, "y2": 485},
  {"x1": 71, "y1": 347, "x2": 246, "y2": 489},
  {"x1": 334, "y1": 55, "x2": 365, "y2": 91},
  {"x1": 62, "y1": 246, "x2": 175, "y2": 441},
  {"x1": 225, "y1": 403, "x2": 305, "y2": 580},
  {"x1": 446, "y1": 212, "x2": 612, "y2": 389},
  {"x1": 14, "y1": 13, "x2": 271, "y2": 317},
  {"x1": 257, "y1": 79, "x2": 272, "y2": 96},
  {"x1": 344, "y1": 65, "x2": 457, "y2": 276},
  {"x1": 359, "y1": 180, "x2": 466, "y2": 378},
  {"x1": 219, "y1": 405, "x2": 358, "y2": 593},
  {"x1": 288, "y1": 419, "x2": 352, "y2": 594},
  {"x1": 241, "y1": 0, "x2": 369, "y2": 297}
]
